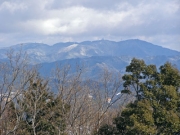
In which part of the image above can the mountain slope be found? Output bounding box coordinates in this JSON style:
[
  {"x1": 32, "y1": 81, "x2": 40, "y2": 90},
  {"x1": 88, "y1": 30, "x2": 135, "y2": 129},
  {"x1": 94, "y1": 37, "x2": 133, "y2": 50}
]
[
  {"x1": 0, "y1": 39, "x2": 179, "y2": 64},
  {"x1": 1, "y1": 39, "x2": 179, "y2": 78},
  {"x1": 38, "y1": 55, "x2": 180, "y2": 79}
]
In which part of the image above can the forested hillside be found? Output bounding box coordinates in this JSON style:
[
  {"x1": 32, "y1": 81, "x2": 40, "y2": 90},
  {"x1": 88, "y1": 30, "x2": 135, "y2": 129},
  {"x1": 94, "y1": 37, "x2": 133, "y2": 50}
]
[{"x1": 1, "y1": 39, "x2": 180, "y2": 79}]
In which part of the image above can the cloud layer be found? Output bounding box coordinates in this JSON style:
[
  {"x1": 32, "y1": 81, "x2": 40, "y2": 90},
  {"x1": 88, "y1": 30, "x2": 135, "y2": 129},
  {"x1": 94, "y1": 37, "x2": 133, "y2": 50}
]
[{"x1": 0, "y1": 0, "x2": 180, "y2": 51}]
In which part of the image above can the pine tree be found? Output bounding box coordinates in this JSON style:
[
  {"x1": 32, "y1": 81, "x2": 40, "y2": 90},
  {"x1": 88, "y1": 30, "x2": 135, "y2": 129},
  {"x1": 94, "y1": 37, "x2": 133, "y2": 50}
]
[
  {"x1": 8, "y1": 76, "x2": 69, "y2": 135},
  {"x1": 114, "y1": 59, "x2": 180, "y2": 134},
  {"x1": 98, "y1": 58, "x2": 180, "y2": 135}
]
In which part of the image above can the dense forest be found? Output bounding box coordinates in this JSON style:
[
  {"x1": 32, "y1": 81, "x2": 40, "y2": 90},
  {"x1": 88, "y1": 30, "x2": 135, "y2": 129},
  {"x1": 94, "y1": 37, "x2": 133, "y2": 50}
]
[{"x1": 0, "y1": 51, "x2": 180, "y2": 135}]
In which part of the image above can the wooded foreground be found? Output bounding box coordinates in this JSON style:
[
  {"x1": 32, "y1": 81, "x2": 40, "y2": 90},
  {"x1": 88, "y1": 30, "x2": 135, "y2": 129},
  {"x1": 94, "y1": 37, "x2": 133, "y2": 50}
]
[{"x1": 0, "y1": 51, "x2": 180, "y2": 135}]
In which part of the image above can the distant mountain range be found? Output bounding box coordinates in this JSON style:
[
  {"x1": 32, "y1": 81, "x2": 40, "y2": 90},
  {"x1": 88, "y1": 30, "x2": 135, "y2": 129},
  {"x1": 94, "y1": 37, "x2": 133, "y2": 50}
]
[{"x1": 1, "y1": 39, "x2": 180, "y2": 78}]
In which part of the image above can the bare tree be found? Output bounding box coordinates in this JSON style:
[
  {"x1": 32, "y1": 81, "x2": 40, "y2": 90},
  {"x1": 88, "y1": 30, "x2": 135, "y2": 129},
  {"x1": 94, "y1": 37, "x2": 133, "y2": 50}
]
[
  {"x1": 53, "y1": 65, "x2": 129, "y2": 135},
  {"x1": 0, "y1": 49, "x2": 132, "y2": 135},
  {"x1": 0, "y1": 49, "x2": 37, "y2": 135}
]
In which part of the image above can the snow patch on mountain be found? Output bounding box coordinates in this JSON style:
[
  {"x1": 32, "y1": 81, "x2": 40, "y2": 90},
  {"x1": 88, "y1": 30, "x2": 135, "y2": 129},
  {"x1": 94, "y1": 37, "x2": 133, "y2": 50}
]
[
  {"x1": 58, "y1": 44, "x2": 78, "y2": 53},
  {"x1": 27, "y1": 49, "x2": 46, "y2": 56},
  {"x1": 80, "y1": 47, "x2": 87, "y2": 56}
]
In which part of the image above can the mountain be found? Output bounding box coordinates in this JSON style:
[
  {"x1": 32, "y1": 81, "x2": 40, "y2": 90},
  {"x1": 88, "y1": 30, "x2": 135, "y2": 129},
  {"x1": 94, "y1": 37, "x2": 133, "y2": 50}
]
[
  {"x1": 38, "y1": 56, "x2": 129, "y2": 78},
  {"x1": 0, "y1": 39, "x2": 180, "y2": 78},
  {"x1": 38, "y1": 55, "x2": 180, "y2": 79},
  {"x1": 0, "y1": 39, "x2": 179, "y2": 64}
]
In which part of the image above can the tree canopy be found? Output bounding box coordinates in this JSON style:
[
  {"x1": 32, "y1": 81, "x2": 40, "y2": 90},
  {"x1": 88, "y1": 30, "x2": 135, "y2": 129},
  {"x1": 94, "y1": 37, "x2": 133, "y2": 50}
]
[{"x1": 97, "y1": 58, "x2": 180, "y2": 135}]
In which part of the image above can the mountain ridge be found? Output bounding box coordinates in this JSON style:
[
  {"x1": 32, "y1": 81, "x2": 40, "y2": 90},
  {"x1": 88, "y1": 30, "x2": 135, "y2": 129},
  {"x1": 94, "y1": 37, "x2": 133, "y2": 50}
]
[
  {"x1": 0, "y1": 39, "x2": 179, "y2": 79},
  {"x1": 0, "y1": 39, "x2": 179, "y2": 64}
]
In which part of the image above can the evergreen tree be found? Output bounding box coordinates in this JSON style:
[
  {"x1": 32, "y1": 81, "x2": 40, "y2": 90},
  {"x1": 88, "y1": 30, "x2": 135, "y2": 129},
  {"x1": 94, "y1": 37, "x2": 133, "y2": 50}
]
[
  {"x1": 8, "y1": 76, "x2": 69, "y2": 135},
  {"x1": 115, "y1": 59, "x2": 180, "y2": 134},
  {"x1": 122, "y1": 58, "x2": 147, "y2": 100},
  {"x1": 98, "y1": 58, "x2": 180, "y2": 135},
  {"x1": 94, "y1": 124, "x2": 117, "y2": 135}
]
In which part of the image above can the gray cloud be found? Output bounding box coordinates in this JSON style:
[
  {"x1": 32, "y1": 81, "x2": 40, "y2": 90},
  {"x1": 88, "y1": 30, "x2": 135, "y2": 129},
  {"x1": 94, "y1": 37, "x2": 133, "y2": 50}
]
[
  {"x1": 0, "y1": 0, "x2": 179, "y2": 51},
  {"x1": 46, "y1": 0, "x2": 122, "y2": 10}
]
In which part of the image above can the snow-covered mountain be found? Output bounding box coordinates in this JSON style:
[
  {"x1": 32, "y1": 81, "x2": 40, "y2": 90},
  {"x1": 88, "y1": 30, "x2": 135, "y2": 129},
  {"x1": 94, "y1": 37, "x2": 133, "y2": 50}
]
[
  {"x1": 0, "y1": 39, "x2": 180, "y2": 78},
  {"x1": 1, "y1": 39, "x2": 180, "y2": 64}
]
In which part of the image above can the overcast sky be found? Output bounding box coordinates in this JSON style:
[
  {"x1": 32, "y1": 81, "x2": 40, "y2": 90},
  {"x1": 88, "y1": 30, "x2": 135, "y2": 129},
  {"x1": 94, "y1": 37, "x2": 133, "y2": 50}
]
[{"x1": 0, "y1": 0, "x2": 180, "y2": 51}]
